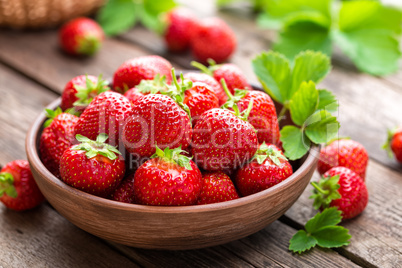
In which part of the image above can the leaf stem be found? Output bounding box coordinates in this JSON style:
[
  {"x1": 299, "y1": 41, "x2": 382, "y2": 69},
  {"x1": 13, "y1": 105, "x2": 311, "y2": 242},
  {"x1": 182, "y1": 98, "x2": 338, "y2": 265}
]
[{"x1": 311, "y1": 181, "x2": 329, "y2": 195}]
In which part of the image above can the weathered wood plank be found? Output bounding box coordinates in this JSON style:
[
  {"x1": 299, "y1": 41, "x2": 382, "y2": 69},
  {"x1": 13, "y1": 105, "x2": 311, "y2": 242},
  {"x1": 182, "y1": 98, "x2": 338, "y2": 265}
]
[
  {"x1": 285, "y1": 161, "x2": 402, "y2": 268},
  {"x1": 0, "y1": 64, "x2": 140, "y2": 267},
  {"x1": 0, "y1": 30, "x2": 180, "y2": 94},
  {"x1": 109, "y1": 220, "x2": 360, "y2": 268}
]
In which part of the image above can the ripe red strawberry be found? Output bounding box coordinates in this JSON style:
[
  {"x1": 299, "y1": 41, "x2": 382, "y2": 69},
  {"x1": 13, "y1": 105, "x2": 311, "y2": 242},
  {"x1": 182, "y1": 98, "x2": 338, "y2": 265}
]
[
  {"x1": 74, "y1": 91, "x2": 132, "y2": 147},
  {"x1": 163, "y1": 8, "x2": 199, "y2": 52},
  {"x1": 40, "y1": 107, "x2": 79, "y2": 178},
  {"x1": 0, "y1": 160, "x2": 45, "y2": 211},
  {"x1": 61, "y1": 74, "x2": 110, "y2": 112},
  {"x1": 122, "y1": 94, "x2": 192, "y2": 158},
  {"x1": 311, "y1": 167, "x2": 369, "y2": 220},
  {"x1": 123, "y1": 74, "x2": 168, "y2": 105},
  {"x1": 59, "y1": 17, "x2": 104, "y2": 56},
  {"x1": 317, "y1": 139, "x2": 369, "y2": 180},
  {"x1": 164, "y1": 70, "x2": 219, "y2": 125},
  {"x1": 191, "y1": 18, "x2": 236, "y2": 64},
  {"x1": 221, "y1": 80, "x2": 281, "y2": 146},
  {"x1": 191, "y1": 106, "x2": 258, "y2": 171},
  {"x1": 133, "y1": 146, "x2": 202, "y2": 206},
  {"x1": 192, "y1": 60, "x2": 251, "y2": 94},
  {"x1": 59, "y1": 134, "x2": 125, "y2": 197},
  {"x1": 111, "y1": 173, "x2": 135, "y2": 204},
  {"x1": 113, "y1": 55, "x2": 173, "y2": 93},
  {"x1": 235, "y1": 143, "x2": 293, "y2": 196},
  {"x1": 181, "y1": 72, "x2": 227, "y2": 105},
  {"x1": 197, "y1": 171, "x2": 239, "y2": 205},
  {"x1": 383, "y1": 126, "x2": 402, "y2": 164}
]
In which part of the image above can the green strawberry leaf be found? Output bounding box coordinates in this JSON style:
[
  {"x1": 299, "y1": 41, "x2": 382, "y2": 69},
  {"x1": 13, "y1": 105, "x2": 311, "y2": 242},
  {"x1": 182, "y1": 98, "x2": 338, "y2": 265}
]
[
  {"x1": 251, "y1": 142, "x2": 287, "y2": 165},
  {"x1": 305, "y1": 110, "x2": 340, "y2": 145},
  {"x1": 289, "y1": 208, "x2": 351, "y2": 254},
  {"x1": 291, "y1": 51, "x2": 331, "y2": 95},
  {"x1": 97, "y1": 0, "x2": 138, "y2": 36},
  {"x1": 289, "y1": 230, "x2": 317, "y2": 254},
  {"x1": 305, "y1": 207, "x2": 342, "y2": 233},
  {"x1": 43, "y1": 107, "x2": 63, "y2": 127},
  {"x1": 289, "y1": 81, "x2": 319, "y2": 127},
  {"x1": 280, "y1": 125, "x2": 311, "y2": 160},
  {"x1": 313, "y1": 226, "x2": 351, "y2": 248},
  {"x1": 252, "y1": 51, "x2": 291, "y2": 104},
  {"x1": 73, "y1": 74, "x2": 110, "y2": 107},
  {"x1": 333, "y1": 28, "x2": 401, "y2": 76},
  {"x1": 317, "y1": 89, "x2": 338, "y2": 113},
  {"x1": 274, "y1": 21, "x2": 332, "y2": 61}
]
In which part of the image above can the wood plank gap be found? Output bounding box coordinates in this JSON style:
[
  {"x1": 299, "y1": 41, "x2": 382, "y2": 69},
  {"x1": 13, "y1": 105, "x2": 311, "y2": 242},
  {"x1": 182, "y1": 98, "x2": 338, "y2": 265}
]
[{"x1": 0, "y1": 61, "x2": 61, "y2": 97}]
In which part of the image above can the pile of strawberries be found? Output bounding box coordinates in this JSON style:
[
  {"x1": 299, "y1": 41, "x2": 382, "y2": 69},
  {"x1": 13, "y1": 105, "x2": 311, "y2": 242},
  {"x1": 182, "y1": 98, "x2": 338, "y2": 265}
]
[
  {"x1": 58, "y1": 8, "x2": 237, "y2": 64},
  {"x1": 163, "y1": 8, "x2": 237, "y2": 63},
  {"x1": 38, "y1": 55, "x2": 292, "y2": 206}
]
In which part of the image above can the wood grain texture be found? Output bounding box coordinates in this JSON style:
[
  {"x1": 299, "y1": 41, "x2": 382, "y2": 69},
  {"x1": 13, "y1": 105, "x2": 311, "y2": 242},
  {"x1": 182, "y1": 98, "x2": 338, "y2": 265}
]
[
  {"x1": 0, "y1": 64, "x2": 138, "y2": 267},
  {"x1": 285, "y1": 161, "x2": 402, "y2": 268},
  {"x1": 110, "y1": 220, "x2": 359, "y2": 268},
  {"x1": 0, "y1": 30, "x2": 179, "y2": 94}
]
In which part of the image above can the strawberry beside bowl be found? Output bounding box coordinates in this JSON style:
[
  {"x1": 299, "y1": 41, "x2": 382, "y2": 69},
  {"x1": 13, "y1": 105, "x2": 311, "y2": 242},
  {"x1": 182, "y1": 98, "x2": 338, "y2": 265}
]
[{"x1": 26, "y1": 89, "x2": 319, "y2": 251}]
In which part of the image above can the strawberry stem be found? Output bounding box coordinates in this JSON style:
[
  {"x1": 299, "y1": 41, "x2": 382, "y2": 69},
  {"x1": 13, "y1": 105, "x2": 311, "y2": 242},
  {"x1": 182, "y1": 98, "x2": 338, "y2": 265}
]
[
  {"x1": 220, "y1": 79, "x2": 234, "y2": 99},
  {"x1": 311, "y1": 181, "x2": 329, "y2": 195},
  {"x1": 72, "y1": 133, "x2": 121, "y2": 160},
  {"x1": 191, "y1": 61, "x2": 213, "y2": 76}
]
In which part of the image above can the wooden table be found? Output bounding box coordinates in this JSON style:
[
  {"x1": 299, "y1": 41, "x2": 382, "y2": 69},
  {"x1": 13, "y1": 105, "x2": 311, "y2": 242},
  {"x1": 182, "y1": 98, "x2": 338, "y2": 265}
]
[{"x1": 0, "y1": 1, "x2": 401, "y2": 267}]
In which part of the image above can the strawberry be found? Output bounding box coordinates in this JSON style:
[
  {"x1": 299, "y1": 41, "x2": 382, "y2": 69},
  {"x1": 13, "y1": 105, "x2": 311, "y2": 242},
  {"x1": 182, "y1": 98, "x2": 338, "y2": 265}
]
[
  {"x1": 235, "y1": 143, "x2": 293, "y2": 196},
  {"x1": 383, "y1": 126, "x2": 402, "y2": 164},
  {"x1": 163, "y1": 8, "x2": 199, "y2": 52},
  {"x1": 163, "y1": 70, "x2": 219, "y2": 125},
  {"x1": 191, "y1": 104, "x2": 258, "y2": 171},
  {"x1": 123, "y1": 74, "x2": 167, "y2": 105},
  {"x1": 317, "y1": 139, "x2": 369, "y2": 180},
  {"x1": 221, "y1": 80, "x2": 281, "y2": 146},
  {"x1": 122, "y1": 94, "x2": 192, "y2": 158},
  {"x1": 191, "y1": 18, "x2": 236, "y2": 64},
  {"x1": 59, "y1": 17, "x2": 104, "y2": 56},
  {"x1": 197, "y1": 171, "x2": 239, "y2": 205},
  {"x1": 113, "y1": 55, "x2": 173, "y2": 93},
  {"x1": 0, "y1": 160, "x2": 45, "y2": 211},
  {"x1": 74, "y1": 91, "x2": 132, "y2": 147},
  {"x1": 133, "y1": 146, "x2": 202, "y2": 206},
  {"x1": 181, "y1": 72, "x2": 227, "y2": 105},
  {"x1": 111, "y1": 173, "x2": 136, "y2": 204},
  {"x1": 40, "y1": 107, "x2": 79, "y2": 178},
  {"x1": 192, "y1": 60, "x2": 251, "y2": 94},
  {"x1": 59, "y1": 134, "x2": 125, "y2": 197},
  {"x1": 60, "y1": 74, "x2": 110, "y2": 112},
  {"x1": 311, "y1": 167, "x2": 369, "y2": 220}
]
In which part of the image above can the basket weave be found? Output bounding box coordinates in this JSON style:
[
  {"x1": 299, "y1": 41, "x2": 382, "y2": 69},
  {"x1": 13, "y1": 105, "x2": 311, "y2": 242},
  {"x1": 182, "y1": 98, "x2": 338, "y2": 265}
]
[{"x1": 0, "y1": 0, "x2": 104, "y2": 29}]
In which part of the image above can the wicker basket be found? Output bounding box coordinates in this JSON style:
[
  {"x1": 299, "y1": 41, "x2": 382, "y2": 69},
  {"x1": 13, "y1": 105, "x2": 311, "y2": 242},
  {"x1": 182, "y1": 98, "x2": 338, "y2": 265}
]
[{"x1": 0, "y1": 0, "x2": 104, "y2": 29}]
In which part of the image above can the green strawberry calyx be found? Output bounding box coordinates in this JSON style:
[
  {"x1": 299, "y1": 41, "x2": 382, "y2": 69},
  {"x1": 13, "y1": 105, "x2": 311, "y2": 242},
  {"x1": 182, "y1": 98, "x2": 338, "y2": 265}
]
[
  {"x1": 382, "y1": 127, "x2": 398, "y2": 158},
  {"x1": 0, "y1": 172, "x2": 18, "y2": 198},
  {"x1": 251, "y1": 142, "x2": 288, "y2": 165},
  {"x1": 160, "y1": 68, "x2": 193, "y2": 120},
  {"x1": 136, "y1": 74, "x2": 168, "y2": 94},
  {"x1": 72, "y1": 133, "x2": 121, "y2": 160},
  {"x1": 77, "y1": 34, "x2": 102, "y2": 56},
  {"x1": 310, "y1": 175, "x2": 342, "y2": 210},
  {"x1": 151, "y1": 145, "x2": 193, "y2": 170},
  {"x1": 220, "y1": 78, "x2": 248, "y2": 110},
  {"x1": 220, "y1": 79, "x2": 253, "y2": 122},
  {"x1": 73, "y1": 74, "x2": 110, "y2": 108},
  {"x1": 43, "y1": 107, "x2": 63, "y2": 128}
]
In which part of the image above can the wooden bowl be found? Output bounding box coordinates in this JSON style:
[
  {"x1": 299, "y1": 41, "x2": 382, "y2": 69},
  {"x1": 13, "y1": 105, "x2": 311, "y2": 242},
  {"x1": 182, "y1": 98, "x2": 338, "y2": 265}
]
[{"x1": 26, "y1": 91, "x2": 319, "y2": 250}]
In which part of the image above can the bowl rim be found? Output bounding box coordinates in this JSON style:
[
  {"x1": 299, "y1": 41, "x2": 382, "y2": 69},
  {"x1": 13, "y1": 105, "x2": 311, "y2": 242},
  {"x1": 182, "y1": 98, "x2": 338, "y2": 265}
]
[{"x1": 26, "y1": 98, "x2": 319, "y2": 214}]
